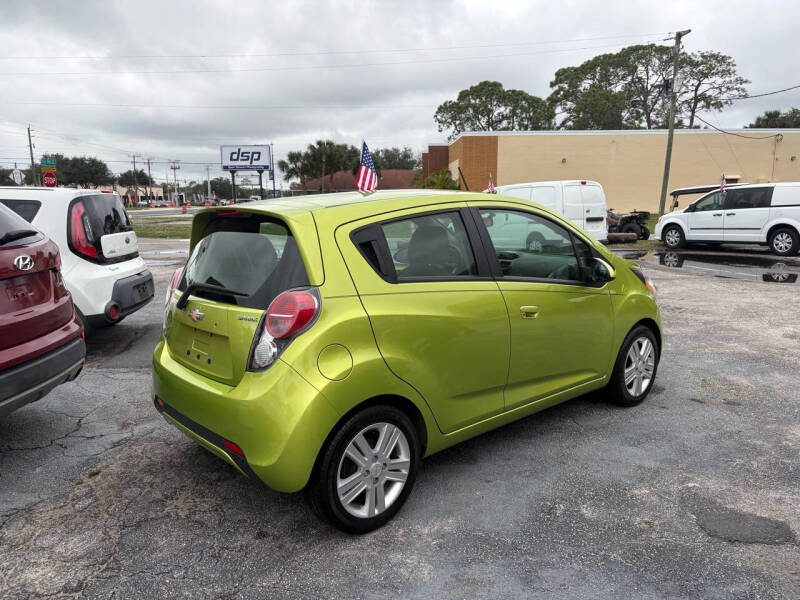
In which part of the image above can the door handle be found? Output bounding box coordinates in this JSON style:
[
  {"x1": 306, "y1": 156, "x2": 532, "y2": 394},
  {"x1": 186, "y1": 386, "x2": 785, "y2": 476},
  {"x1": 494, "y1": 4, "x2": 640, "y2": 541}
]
[
  {"x1": 520, "y1": 305, "x2": 539, "y2": 319},
  {"x1": 713, "y1": 213, "x2": 722, "y2": 217},
  {"x1": 726, "y1": 212, "x2": 735, "y2": 216}
]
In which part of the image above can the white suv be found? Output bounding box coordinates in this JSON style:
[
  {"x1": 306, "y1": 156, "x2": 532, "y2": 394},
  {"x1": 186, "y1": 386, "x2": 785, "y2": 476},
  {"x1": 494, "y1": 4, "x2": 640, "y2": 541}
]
[
  {"x1": 0, "y1": 187, "x2": 154, "y2": 332},
  {"x1": 655, "y1": 183, "x2": 800, "y2": 256}
]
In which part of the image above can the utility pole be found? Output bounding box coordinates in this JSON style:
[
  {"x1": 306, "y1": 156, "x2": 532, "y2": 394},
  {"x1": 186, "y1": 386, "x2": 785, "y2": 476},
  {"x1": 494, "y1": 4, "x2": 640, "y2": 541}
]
[
  {"x1": 206, "y1": 165, "x2": 211, "y2": 201},
  {"x1": 145, "y1": 158, "x2": 153, "y2": 202},
  {"x1": 27, "y1": 125, "x2": 39, "y2": 186},
  {"x1": 170, "y1": 161, "x2": 181, "y2": 204},
  {"x1": 131, "y1": 155, "x2": 139, "y2": 207},
  {"x1": 657, "y1": 28, "x2": 691, "y2": 216}
]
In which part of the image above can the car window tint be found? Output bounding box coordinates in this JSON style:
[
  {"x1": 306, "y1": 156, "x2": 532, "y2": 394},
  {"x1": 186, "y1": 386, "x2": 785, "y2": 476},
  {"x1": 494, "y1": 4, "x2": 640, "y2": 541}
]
[
  {"x1": 724, "y1": 187, "x2": 773, "y2": 209},
  {"x1": 693, "y1": 191, "x2": 723, "y2": 212},
  {"x1": 0, "y1": 199, "x2": 42, "y2": 222},
  {"x1": 480, "y1": 209, "x2": 581, "y2": 281},
  {"x1": 380, "y1": 211, "x2": 477, "y2": 280}
]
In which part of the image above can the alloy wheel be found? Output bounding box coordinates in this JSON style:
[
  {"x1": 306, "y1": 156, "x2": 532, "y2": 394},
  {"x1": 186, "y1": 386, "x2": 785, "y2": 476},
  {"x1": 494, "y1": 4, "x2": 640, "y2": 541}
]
[
  {"x1": 624, "y1": 336, "x2": 656, "y2": 397},
  {"x1": 664, "y1": 228, "x2": 680, "y2": 248},
  {"x1": 336, "y1": 422, "x2": 411, "y2": 519},
  {"x1": 773, "y1": 232, "x2": 793, "y2": 254}
]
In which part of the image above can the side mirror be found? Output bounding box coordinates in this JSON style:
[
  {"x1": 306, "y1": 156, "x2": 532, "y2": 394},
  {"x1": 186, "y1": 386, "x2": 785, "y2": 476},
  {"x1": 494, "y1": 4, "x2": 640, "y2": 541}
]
[{"x1": 583, "y1": 257, "x2": 615, "y2": 283}]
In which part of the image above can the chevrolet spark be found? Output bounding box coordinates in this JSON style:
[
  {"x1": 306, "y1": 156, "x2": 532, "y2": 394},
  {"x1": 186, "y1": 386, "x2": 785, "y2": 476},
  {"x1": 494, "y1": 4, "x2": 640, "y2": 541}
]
[{"x1": 152, "y1": 190, "x2": 661, "y2": 533}]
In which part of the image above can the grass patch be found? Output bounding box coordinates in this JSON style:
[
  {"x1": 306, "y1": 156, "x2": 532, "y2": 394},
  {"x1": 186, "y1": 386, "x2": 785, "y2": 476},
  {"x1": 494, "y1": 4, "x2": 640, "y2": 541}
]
[{"x1": 133, "y1": 221, "x2": 192, "y2": 238}]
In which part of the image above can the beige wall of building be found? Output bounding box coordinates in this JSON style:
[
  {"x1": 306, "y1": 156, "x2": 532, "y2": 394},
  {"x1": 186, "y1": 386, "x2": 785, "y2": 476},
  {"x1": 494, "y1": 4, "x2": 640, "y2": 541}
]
[{"x1": 450, "y1": 130, "x2": 800, "y2": 212}]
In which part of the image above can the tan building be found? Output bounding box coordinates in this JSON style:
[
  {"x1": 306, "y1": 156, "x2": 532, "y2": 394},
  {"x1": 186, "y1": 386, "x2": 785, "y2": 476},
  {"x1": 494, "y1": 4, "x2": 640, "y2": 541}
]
[{"x1": 446, "y1": 129, "x2": 800, "y2": 212}]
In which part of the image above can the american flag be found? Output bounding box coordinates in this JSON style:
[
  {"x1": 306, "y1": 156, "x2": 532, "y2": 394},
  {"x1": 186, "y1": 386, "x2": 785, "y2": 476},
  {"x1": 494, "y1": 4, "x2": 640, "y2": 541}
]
[
  {"x1": 488, "y1": 172, "x2": 495, "y2": 193},
  {"x1": 355, "y1": 141, "x2": 378, "y2": 193},
  {"x1": 720, "y1": 173, "x2": 726, "y2": 192}
]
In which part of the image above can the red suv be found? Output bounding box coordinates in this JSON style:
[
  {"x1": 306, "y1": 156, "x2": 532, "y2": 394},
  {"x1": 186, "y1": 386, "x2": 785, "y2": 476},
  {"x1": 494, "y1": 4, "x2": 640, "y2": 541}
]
[{"x1": 0, "y1": 203, "x2": 85, "y2": 418}]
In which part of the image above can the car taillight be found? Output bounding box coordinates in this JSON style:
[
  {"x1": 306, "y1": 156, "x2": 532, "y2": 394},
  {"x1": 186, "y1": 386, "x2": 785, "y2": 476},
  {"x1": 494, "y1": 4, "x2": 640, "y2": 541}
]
[
  {"x1": 162, "y1": 267, "x2": 184, "y2": 337},
  {"x1": 248, "y1": 288, "x2": 320, "y2": 371},
  {"x1": 266, "y1": 289, "x2": 318, "y2": 338},
  {"x1": 165, "y1": 267, "x2": 184, "y2": 306},
  {"x1": 69, "y1": 201, "x2": 98, "y2": 259}
]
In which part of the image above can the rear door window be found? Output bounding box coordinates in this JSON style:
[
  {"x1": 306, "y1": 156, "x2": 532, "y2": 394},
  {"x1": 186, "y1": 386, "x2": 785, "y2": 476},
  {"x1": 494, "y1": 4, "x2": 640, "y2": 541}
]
[
  {"x1": 380, "y1": 211, "x2": 478, "y2": 280},
  {"x1": 0, "y1": 199, "x2": 42, "y2": 222},
  {"x1": 0, "y1": 203, "x2": 41, "y2": 246},
  {"x1": 179, "y1": 220, "x2": 308, "y2": 309}
]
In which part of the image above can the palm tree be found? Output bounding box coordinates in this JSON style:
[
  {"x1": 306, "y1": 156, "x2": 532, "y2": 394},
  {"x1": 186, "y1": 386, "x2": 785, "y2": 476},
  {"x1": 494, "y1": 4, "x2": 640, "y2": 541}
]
[{"x1": 277, "y1": 151, "x2": 306, "y2": 188}]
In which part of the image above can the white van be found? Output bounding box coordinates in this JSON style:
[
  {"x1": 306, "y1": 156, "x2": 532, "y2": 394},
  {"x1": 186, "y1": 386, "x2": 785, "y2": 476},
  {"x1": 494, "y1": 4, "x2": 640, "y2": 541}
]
[
  {"x1": 654, "y1": 182, "x2": 800, "y2": 256},
  {"x1": 0, "y1": 187, "x2": 154, "y2": 332},
  {"x1": 490, "y1": 180, "x2": 609, "y2": 243}
]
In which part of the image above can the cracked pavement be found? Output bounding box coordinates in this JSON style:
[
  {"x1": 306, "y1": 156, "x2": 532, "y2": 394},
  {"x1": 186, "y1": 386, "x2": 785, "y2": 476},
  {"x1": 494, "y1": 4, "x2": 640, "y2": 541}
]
[{"x1": 1, "y1": 240, "x2": 798, "y2": 599}]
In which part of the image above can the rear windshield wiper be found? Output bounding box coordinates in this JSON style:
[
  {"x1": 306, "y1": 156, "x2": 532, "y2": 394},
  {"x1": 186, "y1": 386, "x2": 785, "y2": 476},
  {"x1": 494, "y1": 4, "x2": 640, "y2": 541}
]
[
  {"x1": 175, "y1": 281, "x2": 247, "y2": 309},
  {"x1": 0, "y1": 229, "x2": 39, "y2": 246}
]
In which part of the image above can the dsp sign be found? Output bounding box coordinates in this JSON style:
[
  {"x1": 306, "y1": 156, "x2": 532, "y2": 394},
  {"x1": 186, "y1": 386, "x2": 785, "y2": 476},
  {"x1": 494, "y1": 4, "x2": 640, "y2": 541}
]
[{"x1": 220, "y1": 145, "x2": 271, "y2": 172}]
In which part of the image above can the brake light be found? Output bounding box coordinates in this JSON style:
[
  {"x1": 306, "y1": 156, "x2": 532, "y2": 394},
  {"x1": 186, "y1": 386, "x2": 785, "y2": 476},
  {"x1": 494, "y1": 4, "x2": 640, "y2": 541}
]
[
  {"x1": 69, "y1": 201, "x2": 98, "y2": 259},
  {"x1": 266, "y1": 290, "x2": 318, "y2": 338},
  {"x1": 162, "y1": 267, "x2": 184, "y2": 337},
  {"x1": 248, "y1": 289, "x2": 320, "y2": 370},
  {"x1": 164, "y1": 267, "x2": 184, "y2": 306}
]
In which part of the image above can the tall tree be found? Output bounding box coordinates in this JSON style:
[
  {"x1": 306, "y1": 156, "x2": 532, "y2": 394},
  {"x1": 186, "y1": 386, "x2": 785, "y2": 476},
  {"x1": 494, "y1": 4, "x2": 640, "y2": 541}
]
[
  {"x1": 434, "y1": 81, "x2": 553, "y2": 137},
  {"x1": 117, "y1": 169, "x2": 153, "y2": 187},
  {"x1": 679, "y1": 51, "x2": 749, "y2": 128},
  {"x1": 372, "y1": 147, "x2": 419, "y2": 170},
  {"x1": 747, "y1": 108, "x2": 800, "y2": 128},
  {"x1": 549, "y1": 44, "x2": 749, "y2": 130}
]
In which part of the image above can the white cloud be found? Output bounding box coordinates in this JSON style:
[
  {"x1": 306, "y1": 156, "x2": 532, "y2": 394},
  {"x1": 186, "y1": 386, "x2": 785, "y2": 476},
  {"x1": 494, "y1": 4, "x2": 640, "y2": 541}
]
[{"x1": 0, "y1": 0, "x2": 798, "y2": 186}]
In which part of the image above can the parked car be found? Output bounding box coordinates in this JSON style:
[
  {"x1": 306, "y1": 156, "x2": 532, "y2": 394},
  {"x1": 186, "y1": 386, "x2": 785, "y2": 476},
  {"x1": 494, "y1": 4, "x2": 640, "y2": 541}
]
[
  {"x1": 152, "y1": 190, "x2": 661, "y2": 533},
  {"x1": 0, "y1": 187, "x2": 155, "y2": 333},
  {"x1": 0, "y1": 203, "x2": 85, "y2": 418},
  {"x1": 655, "y1": 182, "x2": 800, "y2": 255},
  {"x1": 607, "y1": 208, "x2": 651, "y2": 240},
  {"x1": 488, "y1": 180, "x2": 609, "y2": 243}
]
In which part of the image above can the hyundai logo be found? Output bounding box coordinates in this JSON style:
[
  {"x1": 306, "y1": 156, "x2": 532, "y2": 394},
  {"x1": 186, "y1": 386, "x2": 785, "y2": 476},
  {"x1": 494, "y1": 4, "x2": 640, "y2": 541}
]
[
  {"x1": 187, "y1": 308, "x2": 205, "y2": 322},
  {"x1": 13, "y1": 255, "x2": 34, "y2": 271}
]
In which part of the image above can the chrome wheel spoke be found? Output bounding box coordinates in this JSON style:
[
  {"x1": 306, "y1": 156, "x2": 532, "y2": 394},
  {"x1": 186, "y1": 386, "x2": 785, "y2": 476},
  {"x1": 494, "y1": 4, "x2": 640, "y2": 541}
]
[{"x1": 336, "y1": 421, "x2": 411, "y2": 520}]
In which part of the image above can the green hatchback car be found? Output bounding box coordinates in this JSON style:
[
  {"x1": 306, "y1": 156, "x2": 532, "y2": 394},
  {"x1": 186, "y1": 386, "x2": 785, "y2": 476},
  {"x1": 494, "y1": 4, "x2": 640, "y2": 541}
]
[{"x1": 152, "y1": 190, "x2": 661, "y2": 532}]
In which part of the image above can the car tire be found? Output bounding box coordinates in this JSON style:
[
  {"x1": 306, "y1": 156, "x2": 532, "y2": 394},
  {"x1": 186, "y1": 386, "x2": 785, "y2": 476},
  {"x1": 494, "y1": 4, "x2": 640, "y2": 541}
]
[
  {"x1": 526, "y1": 232, "x2": 545, "y2": 253},
  {"x1": 606, "y1": 325, "x2": 659, "y2": 407},
  {"x1": 638, "y1": 225, "x2": 650, "y2": 240},
  {"x1": 768, "y1": 227, "x2": 799, "y2": 256},
  {"x1": 307, "y1": 404, "x2": 420, "y2": 533},
  {"x1": 662, "y1": 225, "x2": 685, "y2": 249},
  {"x1": 621, "y1": 222, "x2": 642, "y2": 238}
]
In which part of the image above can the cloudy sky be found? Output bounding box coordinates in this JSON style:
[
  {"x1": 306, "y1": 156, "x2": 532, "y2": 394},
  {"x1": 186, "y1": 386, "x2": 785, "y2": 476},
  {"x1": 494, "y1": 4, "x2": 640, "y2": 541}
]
[{"x1": 1, "y1": 0, "x2": 798, "y2": 187}]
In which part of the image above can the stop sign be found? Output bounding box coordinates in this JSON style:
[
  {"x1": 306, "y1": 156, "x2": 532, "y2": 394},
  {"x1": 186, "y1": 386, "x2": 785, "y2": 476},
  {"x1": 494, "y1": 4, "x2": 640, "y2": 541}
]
[{"x1": 43, "y1": 172, "x2": 57, "y2": 187}]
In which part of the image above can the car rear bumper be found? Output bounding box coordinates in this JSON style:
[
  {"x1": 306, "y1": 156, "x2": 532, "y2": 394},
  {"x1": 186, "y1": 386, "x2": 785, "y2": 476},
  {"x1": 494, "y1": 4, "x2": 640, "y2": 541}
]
[
  {"x1": 151, "y1": 338, "x2": 340, "y2": 492},
  {"x1": 86, "y1": 269, "x2": 155, "y2": 327},
  {"x1": 0, "y1": 336, "x2": 85, "y2": 418}
]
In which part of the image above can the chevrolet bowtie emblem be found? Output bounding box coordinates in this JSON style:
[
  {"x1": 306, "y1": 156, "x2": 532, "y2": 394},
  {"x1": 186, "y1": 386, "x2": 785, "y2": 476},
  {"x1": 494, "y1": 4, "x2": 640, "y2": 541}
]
[{"x1": 187, "y1": 308, "x2": 205, "y2": 322}]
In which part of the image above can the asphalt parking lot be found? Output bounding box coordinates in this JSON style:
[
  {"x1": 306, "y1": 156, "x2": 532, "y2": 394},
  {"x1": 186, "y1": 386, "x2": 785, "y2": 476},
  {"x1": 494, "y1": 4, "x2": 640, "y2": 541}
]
[{"x1": 1, "y1": 240, "x2": 798, "y2": 599}]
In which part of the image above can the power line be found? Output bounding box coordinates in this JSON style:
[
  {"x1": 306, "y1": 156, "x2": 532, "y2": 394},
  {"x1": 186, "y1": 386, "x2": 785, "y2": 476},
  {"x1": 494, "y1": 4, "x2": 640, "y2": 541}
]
[
  {"x1": 0, "y1": 33, "x2": 669, "y2": 60},
  {"x1": 0, "y1": 40, "x2": 663, "y2": 77},
  {"x1": 694, "y1": 114, "x2": 782, "y2": 139},
  {"x1": 731, "y1": 83, "x2": 800, "y2": 100}
]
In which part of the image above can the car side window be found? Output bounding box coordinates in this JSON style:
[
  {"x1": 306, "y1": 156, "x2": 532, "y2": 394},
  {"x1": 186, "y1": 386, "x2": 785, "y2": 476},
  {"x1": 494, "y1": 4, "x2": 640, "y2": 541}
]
[
  {"x1": 724, "y1": 187, "x2": 773, "y2": 210},
  {"x1": 693, "y1": 191, "x2": 724, "y2": 212},
  {"x1": 480, "y1": 209, "x2": 582, "y2": 282},
  {"x1": 380, "y1": 211, "x2": 478, "y2": 280},
  {"x1": 0, "y1": 199, "x2": 41, "y2": 222}
]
